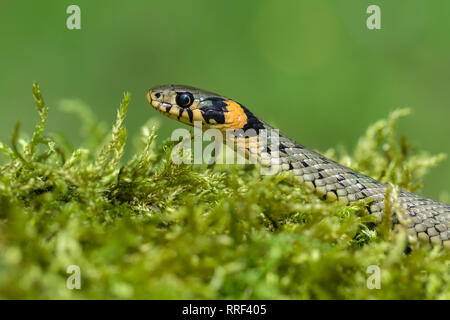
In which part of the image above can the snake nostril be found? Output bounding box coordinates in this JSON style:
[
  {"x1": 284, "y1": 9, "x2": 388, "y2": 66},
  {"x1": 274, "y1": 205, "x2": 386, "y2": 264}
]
[{"x1": 154, "y1": 92, "x2": 161, "y2": 99}]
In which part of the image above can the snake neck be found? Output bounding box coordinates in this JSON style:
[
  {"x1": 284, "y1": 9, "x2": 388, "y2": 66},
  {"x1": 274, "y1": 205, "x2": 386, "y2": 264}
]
[
  {"x1": 225, "y1": 120, "x2": 365, "y2": 183},
  {"x1": 225, "y1": 120, "x2": 387, "y2": 205}
]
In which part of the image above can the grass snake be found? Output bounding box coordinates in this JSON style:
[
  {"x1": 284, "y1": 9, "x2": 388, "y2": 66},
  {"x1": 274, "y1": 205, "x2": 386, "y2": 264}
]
[{"x1": 146, "y1": 85, "x2": 450, "y2": 249}]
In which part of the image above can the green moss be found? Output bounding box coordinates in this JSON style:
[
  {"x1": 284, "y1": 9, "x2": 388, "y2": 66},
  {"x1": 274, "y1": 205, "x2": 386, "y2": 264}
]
[{"x1": 0, "y1": 84, "x2": 448, "y2": 299}]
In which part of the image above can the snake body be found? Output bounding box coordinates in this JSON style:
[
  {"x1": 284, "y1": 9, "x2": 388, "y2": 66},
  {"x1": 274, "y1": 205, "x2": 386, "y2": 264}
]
[{"x1": 147, "y1": 85, "x2": 450, "y2": 249}]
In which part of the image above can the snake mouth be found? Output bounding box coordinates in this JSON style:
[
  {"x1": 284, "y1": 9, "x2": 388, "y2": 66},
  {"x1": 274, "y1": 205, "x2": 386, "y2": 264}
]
[{"x1": 147, "y1": 89, "x2": 173, "y2": 114}]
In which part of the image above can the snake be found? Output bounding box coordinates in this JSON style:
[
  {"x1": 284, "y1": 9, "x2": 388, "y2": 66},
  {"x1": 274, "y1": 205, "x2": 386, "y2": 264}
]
[{"x1": 146, "y1": 85, "x2": 450, "y2": 249}]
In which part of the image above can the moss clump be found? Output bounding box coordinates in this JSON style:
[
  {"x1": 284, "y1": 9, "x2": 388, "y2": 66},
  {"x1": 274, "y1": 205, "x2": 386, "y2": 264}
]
[{"x1": 0, "y1": 84, "x2": 449, "y2": 299}]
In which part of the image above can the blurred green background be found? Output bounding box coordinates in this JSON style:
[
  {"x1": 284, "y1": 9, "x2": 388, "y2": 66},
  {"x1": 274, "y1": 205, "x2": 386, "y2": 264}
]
[{"x1": 1, "y1": 0, "x2": 449, "y2": 198}]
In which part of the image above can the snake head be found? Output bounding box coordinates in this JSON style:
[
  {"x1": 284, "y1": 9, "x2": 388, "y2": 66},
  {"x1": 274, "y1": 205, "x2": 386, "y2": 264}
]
[{"x1": 147, "y1": 85, "x2": 263, "y2": 132}]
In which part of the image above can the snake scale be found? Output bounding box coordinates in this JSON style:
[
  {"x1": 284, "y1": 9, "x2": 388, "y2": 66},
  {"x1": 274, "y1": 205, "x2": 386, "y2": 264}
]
[{"x1": 147, "y1": 85, "x2": 450, "y2": 249}]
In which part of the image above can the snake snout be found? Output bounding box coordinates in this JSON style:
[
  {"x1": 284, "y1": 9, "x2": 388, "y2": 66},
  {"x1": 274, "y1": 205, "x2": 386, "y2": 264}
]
[{"x1": 147, "y1": 89, "x2": 162, "y2": 102}]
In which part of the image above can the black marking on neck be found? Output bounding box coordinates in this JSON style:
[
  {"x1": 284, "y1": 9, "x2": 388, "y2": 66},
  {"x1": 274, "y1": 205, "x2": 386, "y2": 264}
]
[
  {"x1": 238, "y1": 103, "x2": 265, "y2": 133},
  {"x1": 202, "y1": 98, "x2": 226, "y2": 124},
  {"x1": 204, "y1": 98, "x2": 228, "y2": 111}
]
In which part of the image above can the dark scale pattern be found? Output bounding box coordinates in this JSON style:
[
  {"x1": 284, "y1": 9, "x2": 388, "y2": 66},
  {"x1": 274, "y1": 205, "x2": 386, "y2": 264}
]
[{"x1": 245, "y1": 122, "x2": 450, "y2": 249}]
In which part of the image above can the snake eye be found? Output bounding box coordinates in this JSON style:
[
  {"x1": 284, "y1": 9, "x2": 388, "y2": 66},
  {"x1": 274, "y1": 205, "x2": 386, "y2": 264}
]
[{"x1": 176, "y1": 92, "x2": 194, "y2": 108}]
